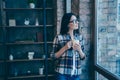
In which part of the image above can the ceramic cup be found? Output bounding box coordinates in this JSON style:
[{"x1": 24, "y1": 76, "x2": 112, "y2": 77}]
[
  {"x1": 28, "y1": 52, "x2": 34, "y2": 60},
  {"x1": 29, "y1": 3, "x2": 35, "y2": 8}
]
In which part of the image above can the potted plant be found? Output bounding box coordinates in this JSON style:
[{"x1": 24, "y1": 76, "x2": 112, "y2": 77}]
[{"x1": 28, "y1": 0, "x2": 35, "y2": 8}]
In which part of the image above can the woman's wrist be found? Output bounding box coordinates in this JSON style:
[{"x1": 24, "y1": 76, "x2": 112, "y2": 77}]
[
  {"x1": 66, "y1": 41, "x2": 72, "y2": 50},
  {"x1": 64, "y1": 44, "x2": 69, "y2": 51},
  {"x1": 79, "y1": 49, "x2": 86, "y2": 59},
  {"x1": 78, "y1": 49, "x2": 82, "y2": 54}
]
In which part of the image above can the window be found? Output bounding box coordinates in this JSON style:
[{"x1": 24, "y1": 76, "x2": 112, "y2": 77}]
[{"x1": 95, "y1": 0, "x2": 120, "y2": 79}]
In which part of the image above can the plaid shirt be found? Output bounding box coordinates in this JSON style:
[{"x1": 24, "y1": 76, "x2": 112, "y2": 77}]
[{"x1": 51, "y1": 33, "x2": 85, "y2": 75}]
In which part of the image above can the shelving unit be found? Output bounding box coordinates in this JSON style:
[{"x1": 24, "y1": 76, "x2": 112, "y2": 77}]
[{"x1": 0, "y1": 0, "x2": 56, "y2": 80}]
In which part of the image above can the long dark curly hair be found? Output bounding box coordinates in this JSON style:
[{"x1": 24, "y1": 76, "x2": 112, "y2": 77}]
[{"x1": 60, "y1": 13, "x2": 79, "y2": 35}]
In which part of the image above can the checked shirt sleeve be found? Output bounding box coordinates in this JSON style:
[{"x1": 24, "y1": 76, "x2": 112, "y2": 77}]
[
  {"x1": 50, "y1": 35, "x2": 59, "y2": 59},
  {"x1": 79, "y1": 34, "x2": 86, "y2": 60}
]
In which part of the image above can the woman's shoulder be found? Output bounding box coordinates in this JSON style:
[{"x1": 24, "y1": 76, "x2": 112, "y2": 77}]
[
  {"x1": 75, "y1": 33, "x2": 82, "y2": 37},
  {"x1": 55, "y1": 34, "x2": 62, "y2": 37},
  {"x1": 75, "y1": 33, "x2": 84, "y2": 40},
  {"x1": 55, "y1": 34, "x2": 64, "y2": 40}
]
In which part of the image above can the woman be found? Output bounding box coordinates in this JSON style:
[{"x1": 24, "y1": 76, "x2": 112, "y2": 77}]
[{"x1": 51, "y1": 13, "x2": 86, "y2": 80}]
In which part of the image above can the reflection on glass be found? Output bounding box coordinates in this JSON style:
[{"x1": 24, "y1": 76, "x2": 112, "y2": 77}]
[{"x1": 97, "y1": 0, "x2": 120, "y2": 78}]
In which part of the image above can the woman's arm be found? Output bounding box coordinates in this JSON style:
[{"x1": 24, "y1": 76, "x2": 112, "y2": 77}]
[
  {"x1": 77, "y1": 47, "x2": 86, "y2": 60},
  {"x1": 55, "y1": 41, "x2": 72, "y2": 58},
  {"x1": 51, "y1": 35, "x2": 72, "y2": 59}
]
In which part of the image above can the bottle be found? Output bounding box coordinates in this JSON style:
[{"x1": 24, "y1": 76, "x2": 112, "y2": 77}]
[{"x1": 35, "y1": 18, "x2": 39, "y2": 26}]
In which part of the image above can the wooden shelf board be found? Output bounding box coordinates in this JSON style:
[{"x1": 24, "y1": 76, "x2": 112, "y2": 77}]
[
  {"x1": 7, "y1": 58, "x2": 52, "y2": 62},
  {"x1": 48, "y1": 58, "x2": 52, "y2": 60},
  {"x1": 3, "y1": 8, "x2": 53, "y2": 10},
  {"x1": 7, "y1": 58, "x2": 44, "y2": 62},
  {"x1": 8, "y1": 74, "x2": 54, "y2": 79},
  {"x1": 48, "y1": 74, "x2": 54, "y2": 77},
  {"x1": 0, "y1": 60, "x2": 4, "y2": 63},
  {"x1": 5, "y1": 25, "x2": 53, "y2": 28},
  {"x1": 8, "y1": 75, "x2": 46, "y2": 79},
  {"x1": 6, "y1": 42, "x2": 53, "y2": 45}
]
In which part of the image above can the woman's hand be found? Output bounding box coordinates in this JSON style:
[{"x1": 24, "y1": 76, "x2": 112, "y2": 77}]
[
  {"x1": 55, "y1": 41, "x2": 72, "y2": 58},
  {"x1": 72, "y1": 40, "x2": 86, "y2": 59},
  {"x1": 65, "y1": 41, "x2": 72, "y2": 50},
  {"x1": 72, "y1": 40, "x2": 81, "y2": 51}
]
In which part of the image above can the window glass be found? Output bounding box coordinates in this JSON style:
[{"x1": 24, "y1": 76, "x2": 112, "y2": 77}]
[
  {"x1": 96, "y1": 0, "x2": 120, "y2": 76},
  {"x1": 96, "y1": 72, "x2": 108, "y2": 80}
]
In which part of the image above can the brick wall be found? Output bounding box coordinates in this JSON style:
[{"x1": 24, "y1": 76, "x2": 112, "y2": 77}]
[
  {"x1": 79, "y1": 0, "x2": 93, "y2": 80},
  {"x1": 56, "y1": 0, "x2": 65, "y2": 34}
]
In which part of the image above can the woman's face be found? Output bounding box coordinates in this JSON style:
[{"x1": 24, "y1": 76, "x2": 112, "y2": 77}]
[{"x1": 68, "y1": 15, "x2": 79, "y2": 30}]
